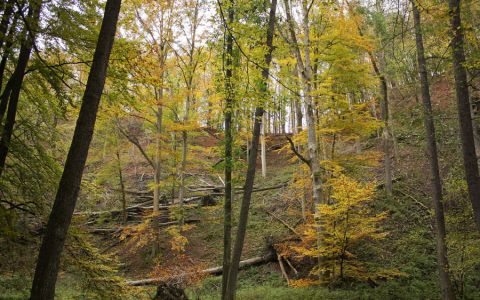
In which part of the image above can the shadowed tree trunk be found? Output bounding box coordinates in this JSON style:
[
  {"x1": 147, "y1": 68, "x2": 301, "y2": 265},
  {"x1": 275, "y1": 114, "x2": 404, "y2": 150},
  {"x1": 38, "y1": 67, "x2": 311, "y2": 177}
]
[
  {"x1": 412, "y1": 2, "x2": 455, "y2": 299},
  {"x1": 261, "y1": 113, "x2": 266, "y2": 177},
  {"x1": 0, "y1": 10, "x2": 19, "y2": 92},
  {"x1": 224, "y1": 0, "x2": 277, "y2": 298},
  {"x1": 114, "y1": 134, "x2": 127, "y2": 224},
  {"x1": 0, "y1": 0, "x2": 14, "y2": 51},
  {"x1": 221, "y1": 0, "x2": 234, "y2": 298},
  {"x1": 30, "y1": 0, "x2": 122, "y2": 298},
  {"x1": 0, "y1": 0, "x2": 41, "y2": 178},
  {"x1": 448, "y1": 0, "x2": 480, "y2": 231}
]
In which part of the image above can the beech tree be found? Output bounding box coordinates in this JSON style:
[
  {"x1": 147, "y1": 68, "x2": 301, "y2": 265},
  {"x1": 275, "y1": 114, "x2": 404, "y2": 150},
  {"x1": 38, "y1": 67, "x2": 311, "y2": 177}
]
[
  {"x1": 221, "y1": 0, "x2": 234, "y2": 297},
  {"x1": 284, "y1": 0, "x2": 323, "y2": 207},
  {"x1": 448, "y1": 0, "x2": 480, "y2": 231},
  {"x1": 0, "y1": 0, "x2": 42, "y2": 178},
  {"x1": 0, "y1": 0, "x2": 479, "y2": 298},
  {"x1": 224, "y1": 0, "x2": 277, "y2": 298},
  {"x1": 412, "y1": 0, "x2": 454, "y2": 297},
  {"x1": 30, "y1": 0, "x2": 122, "y2": 297}
]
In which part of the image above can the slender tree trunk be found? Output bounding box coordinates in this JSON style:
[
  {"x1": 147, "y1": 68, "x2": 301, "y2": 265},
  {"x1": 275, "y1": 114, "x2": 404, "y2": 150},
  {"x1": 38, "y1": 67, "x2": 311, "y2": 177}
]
[
  {"x1": 30, "y1": 0, "x2": 121, "y2": 298},
  {"x1": 0, "y1": 0, "x2": 16, "y2": 92},
  {"x1": 153, "y1": 87, "x2": 163, "y2": 211},
  {"x1": 346, "y1": 0, "x2": 393, "y2": 195},
  {"x1": 469, "y1": 86, "x2": 480, "y2": 161},
  {"x1": 152, "y1": 87, "x2": 163, "y2": 257},
  {"x1": 115, "y1": 135, "x2": 127, "y2": 224},
  {"x1": 224, "y1": 1, "x2": 277, "y2": 298},
  {"x1": 171, "y1": 131, "x2": 177, "y2": 202},
  {"x1": 261, "y1": 113, "x2": 266, "y2": 178},
  {"x1": 0, "y1": 0, "x2": 41, "y2": 178},
  {"x1": 449, "y1": 0, "x2": 480, "y2": 231},
  {"x1": 284, "y1": 0, "x2": 323, "y2": 206},
  {"x1": 221, "y1": 1, "x2": 234, "y2": 298},
  {"x1": 178, "y1": 129, "x2": 187, "y2": 219},
  {"x1": 295, "y1": 98, "x2": 302, "y2": 134},
  {"x1": 381, "y1": 74, "x2": 392, "y2": 196},
  {"x1": 0, "y1": 0, "x2": 14, "y2": 51},
  {"x1": 178, "y1": 2, "x2": 199, "y2": 225},
  {"x1": 412, "y1": 3, "x2": 455, "y2": 299}
]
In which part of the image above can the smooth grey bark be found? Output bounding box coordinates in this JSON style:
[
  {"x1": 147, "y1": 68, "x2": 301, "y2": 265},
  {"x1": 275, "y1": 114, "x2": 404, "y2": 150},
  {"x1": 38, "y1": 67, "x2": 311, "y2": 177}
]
[
  {"x1": 284, "y1": 0, "x2": 323, "y2": 206},
  {"x1": 412, "y1": 2, "x2": 455, "y2": 299},
  {"x1": 178, "y1": 0, "x2": 200, "y2": 225},
  {"x1": 30, "y1": 0, "x2": 121, "y2": 298}
]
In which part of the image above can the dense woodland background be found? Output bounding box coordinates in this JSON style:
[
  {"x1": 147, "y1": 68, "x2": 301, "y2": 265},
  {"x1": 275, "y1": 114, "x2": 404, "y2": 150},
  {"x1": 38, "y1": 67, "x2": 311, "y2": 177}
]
[{"x1": 1, "y1": 0, "x2": 480, "y2": 298}]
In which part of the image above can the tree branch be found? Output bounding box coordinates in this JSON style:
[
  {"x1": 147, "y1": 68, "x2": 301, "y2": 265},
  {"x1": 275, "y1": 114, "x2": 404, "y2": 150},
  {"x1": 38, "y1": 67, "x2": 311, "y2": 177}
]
[{"x1": 284, "y1": 134, "x2": 310, "y2": 167}]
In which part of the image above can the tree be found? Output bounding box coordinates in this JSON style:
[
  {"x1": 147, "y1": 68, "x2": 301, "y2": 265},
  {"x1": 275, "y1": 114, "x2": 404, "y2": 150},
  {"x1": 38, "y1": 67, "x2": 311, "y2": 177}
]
[
  {"x1": 30, "y1": 0, "x2": 122, "y2": 297},
  {"x1": 0, "y1": 0, "x2": 42, "y2": 178},
  {"x1": 346, "y1": 0, "x2": 392, "y2": 196},
  {"x1": 284, "y1": 0, "x2": 323, "y2": 207},
  {"x1": 448, "y1": 0, "x2": 480, "y2": 231},
  {"x1": 221, "y1": 0, "x2": 235, "y2": 297},
  {"x1": 412, "y1": 1, "x2": 454, "y2": 297},
  {"x1": 224, "y1": 0, "x2": 277, "y2": 298},
  {"x1": 174, "y1": 0, "x2": 202, "y2": 223},
  {"x1": 292, "y1": 175, "x2": 390, "y2": 284}
]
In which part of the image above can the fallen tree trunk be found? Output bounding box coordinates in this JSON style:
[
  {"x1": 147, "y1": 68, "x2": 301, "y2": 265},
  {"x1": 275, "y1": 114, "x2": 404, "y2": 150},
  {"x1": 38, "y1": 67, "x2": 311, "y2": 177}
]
[
  {"x1": 189, "y1": 183, "x2": 287, "y2": 197},
  {"x1": 126, "y1": 253, "x2": 275, "y2": 286},
  {"x1": 74, "y1": 196, "x2": 202, "y2": 216},
  {"x1": 88, "y1": 219, "x2": 201, "y2": 234}
]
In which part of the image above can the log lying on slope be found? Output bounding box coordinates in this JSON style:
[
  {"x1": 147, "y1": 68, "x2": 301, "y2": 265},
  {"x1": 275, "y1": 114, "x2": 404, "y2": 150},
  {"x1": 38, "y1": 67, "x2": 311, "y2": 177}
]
[
  {"x1": 126, "y1": 253, "x2": 275, "y2": 286},
  {"x1": 74, "y1": 196, "x2": 202, "y2": 216},
  {"x1": 88, "y1": 219, "x2": 201, "y2": 234},
  {"x1": 188, "y1": 182, "x2": 288, "y2": 195}
]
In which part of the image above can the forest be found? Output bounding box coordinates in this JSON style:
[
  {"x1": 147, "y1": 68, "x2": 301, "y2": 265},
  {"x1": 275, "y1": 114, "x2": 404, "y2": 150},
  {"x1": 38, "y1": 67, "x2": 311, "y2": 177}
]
[{"x1": 0, "y1": 0, "x2": 479, "y2": 298}]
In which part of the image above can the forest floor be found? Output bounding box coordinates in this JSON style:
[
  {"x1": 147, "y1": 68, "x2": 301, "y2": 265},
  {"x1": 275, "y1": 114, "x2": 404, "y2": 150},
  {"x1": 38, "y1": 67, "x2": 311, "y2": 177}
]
[{"x1": 2, "y1": 77, "x2": 477, "y2": 299}]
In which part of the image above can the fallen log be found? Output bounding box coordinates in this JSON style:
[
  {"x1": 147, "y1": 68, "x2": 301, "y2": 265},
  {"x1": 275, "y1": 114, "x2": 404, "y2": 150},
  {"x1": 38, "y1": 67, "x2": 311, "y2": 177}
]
[
  {"x1": 264, "y1": 210, "x2": 299, "y2": 235},
  {"x1": 188, "y1": 182, "x2": 288, "y2": 193},
  {"x1": 88, "y1": 219, "x2": 201, "y2": 234},
  {"x1": 126, "y1": 253, "x2": 275, "y2": 286},
  {"x1": 278, "y1": 255, "x2": 290, "y2": 284},
  {"x1": 74, "y1": 197, "x2": 202, "y2": 216}
]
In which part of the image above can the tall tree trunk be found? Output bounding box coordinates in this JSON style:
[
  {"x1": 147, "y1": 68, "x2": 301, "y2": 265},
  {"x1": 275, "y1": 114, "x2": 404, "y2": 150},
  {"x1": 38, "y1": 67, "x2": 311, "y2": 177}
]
[
  {"x1": 380, "y1": 71, "x2": 392, "y2": 196},
  {"x1": 224, "y1": 1, "x2": 277, "y2": 298},
  {"x1": 261, "y1": 113, "x2": 266, "y2": 178},
  {"x1": 412, "y1": 3, "x2": 455, "y2": 299},
  {"x1": 0, "y1": 0, "x2": 19, "y2": 93},
  {"x1": 284, "y1": 0, "x2": 322, "y2": 205},
  {"x1": 153, "y1": 86, "x2": 163, "y2": 212},
  {"x1": 0, "y1": 0, "x2": 14, "y2": 51},
  {"x1": 449, "y1": 0, "x2": 480, "y2": 231},
  {"x1": 30, "y1": 0, "x2": 121, "y2": 298},
  {"x1": 221, "y1": 0, "x2": 235, "y2": 298},
  {"x1": 152, "y1": 87, "x2": 163, "y2": 257},
  {"x1": 171, "y1": 131, "x2": 177, "y2": 202},
  {"x1": 115, "y1": 134, "x2": 127, "y2": 224},
  {"x1": 295, "y1": 98, "x2": 302, "y2": 134},
  {"x1": 178, "y1": 1, "x2": 199, "y2": 225},
  {"x1": 346, "y1": 0, "x2": 393, "y2": 196},
  {"x1": 0, "y1": 0, "x2": 41, "y2": 178}
]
